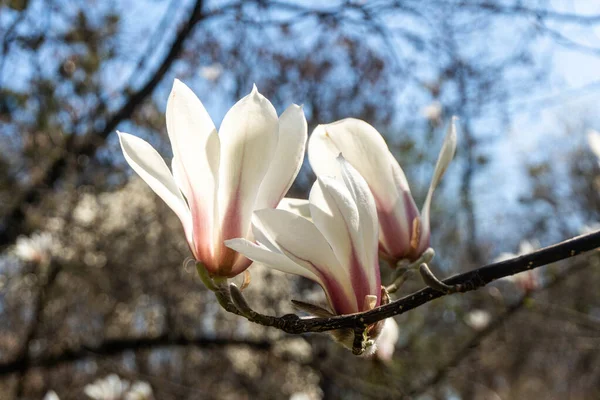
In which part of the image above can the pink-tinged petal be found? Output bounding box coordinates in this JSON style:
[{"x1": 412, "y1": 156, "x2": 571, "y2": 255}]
[
  {"x1": 377, "y1": 156, "x2": 420, "y2": 260},
  {"x1": 308, "y1": 118, "x2": 419, "y2": 261},
  {"x1": 255, "y1": 104, "x2": 307, "y2": 210},
  {"x1": 166, "y1": 79, "x2": 220, "y2": 265},
  {"x1": 253, "y1": 209, "x2": 358, "y2": 314},
  {"x1": 276, "y1": 197, "x2": 311, "y2": 220},
  {"x1": 118, "y1": 131, "x2": 193, "y2": 245},
  {"x1": 336, "y1": 155, "x2": 381, "y2": 301},
  {"x1": 224, "y1": 238, "x2": 321, "y2": 284},
  {"x1": 308, "y1": 118, "x2": 411, "y2": 210},
  {"x1": 216, "y1": 85, "x2": 278, "y2": 271},
  {"x1": 417, "y1": 117, "x2": 457, "y2": 254},
  {"x1": 309, "y1": 176, "x2": 377, "y2": 310}
]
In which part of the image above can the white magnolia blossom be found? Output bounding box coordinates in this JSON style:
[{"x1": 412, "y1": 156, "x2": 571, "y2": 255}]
[
  {"x1": 13, "y1": 232, "x2": 56, "y2": 265},
  {"x1": 308, "y1": 117, "x2": 457, "y2": 263},
  {"x1": 84, "y1": 374, "x2": 153, "y2": 400},
  {"x1": 119, "y1": 80, "x2": 307, "y2": 277},
  {"x1": 226, "y1": 155, "x2": 381, "y2": 316},
  {"x1": 374, "y1": 318, "x2": 399, "y2": 362},
  {"x1": 494, "y1": 240, "x2": 541, "y2": 291}
]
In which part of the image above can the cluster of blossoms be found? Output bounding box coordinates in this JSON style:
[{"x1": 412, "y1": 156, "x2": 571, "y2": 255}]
[
  {"x1": 119, "y1": 80, "x2": 457, "y2": 354},
  {"x1": 44, "y1": 374, "x2": 153, "y2": 400}
]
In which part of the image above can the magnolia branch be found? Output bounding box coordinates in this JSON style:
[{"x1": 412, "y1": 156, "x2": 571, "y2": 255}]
[
  {"x1": 0, "y1": 233, "x2": 596, "y2": 375},
  {"x1": 211, "y1": 230, "x2": 600, "y2": 341}
]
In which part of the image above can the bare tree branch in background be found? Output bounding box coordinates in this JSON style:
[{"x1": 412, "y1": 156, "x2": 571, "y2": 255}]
[{"x1": 0, "y1": 0, "x2": 206, "y2": 248}]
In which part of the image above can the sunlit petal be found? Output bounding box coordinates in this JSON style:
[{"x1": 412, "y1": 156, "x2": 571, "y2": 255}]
[
  {"x1": 118, "y1": 131, "x2": 192, "y2": 243},
  {"x1": 277, "y1": 197, "x2": 311, "y2": 219},
  {"x1": 225, "y1": 238, "x2": 321, "y2": 284},
  {"x1": 166, "y1": 79, "x2": 220, "y2": 262},
  {"x1": 255, "y1": 104, "x2": 307, "y2": 209},
  {"x1": 337, "y1": 155, "x2": 380, "y2": 296},
  {"x1": 253, "y1": 208, "x2": 357, "y2": 314},
  {"x1": 216, "y1": 85, "x2": 278, "y2": 269}
]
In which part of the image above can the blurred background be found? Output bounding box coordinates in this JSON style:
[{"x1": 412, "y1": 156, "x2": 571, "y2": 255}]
[{"x1": 1, "y1": 0, "x2": 600, "y2": 399}]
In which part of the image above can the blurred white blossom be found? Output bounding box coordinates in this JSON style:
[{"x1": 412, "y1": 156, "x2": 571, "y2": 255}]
[
  {"x1": 43, "y1": 391, "x2": 60, "y2": 400},
  {"x1": 199, "y1": 63, "x2": 223, "y2": 81},
  {"x1": 13, "y1": 232, "x2": 56, "y2": 265},
  {"x1": 84, "y1": 374, "x2": 153, "y2": 400},
  {"x1": 421, "y1": 101, "x2": 443, "y2": 125},
  {"x1": 464, "y1": 309, "x2": 491, "y2": 331},
  {"x1": 125, "y1": 382, "x2": 153, "y2": 400}
]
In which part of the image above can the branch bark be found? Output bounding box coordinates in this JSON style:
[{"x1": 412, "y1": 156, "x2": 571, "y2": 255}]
[
  {"x1": 222, "y1": 230, "x2": 600, "y2": 334},
  {"x1": 0, "y1": 232, "x2": 597, "y2": 375}
]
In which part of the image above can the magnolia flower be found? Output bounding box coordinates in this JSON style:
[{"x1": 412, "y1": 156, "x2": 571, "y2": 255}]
[
  {"x1": 119, "y1": 80, "x2": 306, "y2": 277},
  {"x1": 308, "y1": 117, "x2": 457, "y2": 263},
  {"x1": 226, "y1": 155, "x2": 381, "y2": 318}
]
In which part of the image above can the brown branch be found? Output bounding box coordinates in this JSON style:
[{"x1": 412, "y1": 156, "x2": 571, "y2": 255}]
[
  {"x1": 221, "y1": 230, "x2": 600, "y2": 335},
  {"x1": 0, "y1": 0, "x2": 206, "y2": 248},
  {"x1": 0, "y1": 334, "x2": 271, "y2": 377}
]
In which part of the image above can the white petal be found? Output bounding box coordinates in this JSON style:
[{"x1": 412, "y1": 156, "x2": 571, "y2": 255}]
[
  {"x1": 309, "y1": 176, "x2": 377, "y2": 307},
  {"x1": 336, "y1": 155, "x2": 380, "y2": 294},
  {"x1": 255, "y1": 104, "x2": 307, "y2": 209},
  {"x1": 166, "y1": 80, "x2": 220, "y2": 258},
  {"x1": 118, "y1": 131, "x2": 192, "y2": 243},
  {"x1": 308, "y1": 118, "x2": 412, "y2": 208},
  {"x1": 276, "y1": 197, "x2": 311, "y2": 220},
  {"x1": 216, "y1": 85, "x2": 278, "y2": 247},
  {"x1": 253, "y1": 208, "x2": 358, "y2": 314},
  {"x1": 418, "y1": 117, "x2": 458, "y2": 252},
  {"x1": 224, "y1": 238, "x2": 321, "y2": 284},
  {"x1": 309, "y1": 177, "x2": 357, "y2": 274}
]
